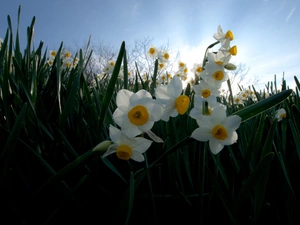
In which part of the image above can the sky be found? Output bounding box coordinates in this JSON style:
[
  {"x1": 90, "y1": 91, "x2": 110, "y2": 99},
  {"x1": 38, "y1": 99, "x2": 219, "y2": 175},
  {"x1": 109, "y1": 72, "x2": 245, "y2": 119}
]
[{"x1": 1, "y1": 0, "x2": 300, "y2": 91}]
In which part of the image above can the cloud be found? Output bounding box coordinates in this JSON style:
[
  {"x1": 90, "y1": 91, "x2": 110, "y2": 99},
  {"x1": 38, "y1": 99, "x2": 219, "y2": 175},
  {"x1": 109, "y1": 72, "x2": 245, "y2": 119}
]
[{"x1": 286, "y1": 7, "x2": 296, "y2": 22}]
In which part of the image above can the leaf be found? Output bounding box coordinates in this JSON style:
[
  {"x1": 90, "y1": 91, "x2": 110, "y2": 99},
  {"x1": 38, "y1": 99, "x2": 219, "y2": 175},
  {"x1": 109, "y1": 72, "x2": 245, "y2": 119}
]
[
  {"x1": 98, "y1": 41, "x2": 125, "y2": 130},
  {"x1": 232, "y1": 89, "x2": 292, "y2": 122},
  {"x1": 0, "y1": 103, "x2": 27, "y2": 176},
  {"x1": 125, "y1": 172, "x2": 135, "y2": 225},
  {"x1": 206, "y1": 164, "x2": 239, "y2": 224},
  {"x1": 234, "y1": 152, "x2": 274, "y2": 209}
]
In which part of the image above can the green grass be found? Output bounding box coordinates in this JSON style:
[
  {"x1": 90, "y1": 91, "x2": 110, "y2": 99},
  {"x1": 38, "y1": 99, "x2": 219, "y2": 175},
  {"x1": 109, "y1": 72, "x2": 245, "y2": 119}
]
[{"x1": 1, "y1": 6, "x2": 300, "y2": 225}]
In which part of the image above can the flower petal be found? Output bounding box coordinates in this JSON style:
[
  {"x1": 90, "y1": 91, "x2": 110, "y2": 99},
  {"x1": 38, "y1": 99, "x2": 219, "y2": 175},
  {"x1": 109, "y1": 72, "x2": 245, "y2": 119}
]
[
  {"x1": 191, "y1": 127, "x2": 212, "y2": 141},
  {"x1": 155, "y1": 85, "x2": 169, "y2": 100},
  {"x1": 116, "y1": 89, "x2": 132, "y2": 107},
  {"x1": 102, "y1": 144, "x2": 118, "y2": 158},
  {"x1": 109, "y1": 125, "x2": 123, "y2": 144},
  {"x1": 221, "y1": 131, "x2": 238, "y2": 145},
  {"x1": 131, "y1": 137, "x2": 153, "y2": 153},
  {"x1": 223, "y1": 115, "x2": 241, "y2": 131},
  {"x1": 112, "y1": 108, "x2": 127, "y2": 128},
  {"x1": 167, "y1": 76, "x2": 182, "y2": 97},
  {"x1": 211, "y1": 105, "x2": 227, "y2": 124},
  {"x1": 131, "y1": 151, "x2": 145, "y2": 162},
  {"x1": 122, "y1": 123, "x2": 142, "y2": 138},
  {"x1": 139, "y1": 121, "x2": 155, "y2": 133},
  {"x1": 209, "y1": 139, "x2": 224, "y2": 155}
]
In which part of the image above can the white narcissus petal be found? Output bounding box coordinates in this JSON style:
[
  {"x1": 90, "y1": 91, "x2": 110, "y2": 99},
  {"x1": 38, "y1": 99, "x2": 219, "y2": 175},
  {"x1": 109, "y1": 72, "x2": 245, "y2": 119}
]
[
  {"x1": 145, "y1": 100, "x2": 164, "y2": 121},
  {"x1": 211, "y1": 105, "x2": 227, "y2": 124},
  {"x1": 189, "y1": 108, "x2": 201, "y2": 120},
  {"x1": 129, "y1": 92, "x2": 139, "y2": 106},
  {"x1": 221, "y1": 131, "x2": 238, "y2": 145},
  {"x1": 109, "y1": 125, "x2": 123, "y2": 144},
  {"x1": 131, "y1": 137, "x2": 153, "y2": 153},
  {"x1": 145, "y1": 130, "x2": 164, "y2": 143},
  {"x1": 116, "y1": 89, "x2": 132, "y2": 107},
  {"x1": 122, "y1": 123, "x2": 142, "y2": 138},
  {"x1": 118, "y1": 105, "x2": 130, "y2": 113},
  {"x1": 112, "y1": 108, "x2": 126, "y2": 128},
  {"x1": 209, "y1": 139, "x2": 224, "y2": 155},
  {"x1": 139, "y1": 121, "x2": 155, "y2": 133},
  {"x1": 167, "y1": 76, "x2": 182, "y2": 97},
  {"x1": 196, "y1": 115, "x2": 215, "y2": 128},
  {"x1": 131, "y1": 152, "x2": 145, "y2": 162},
  {"x1": 213, "y1": 25, "x2": 223, "y2": 40},
  {"x1": 161, "y1": 100, "x2": 177, "y2": 122},
  {"x1": 102, "y1": 144, "x2": 118, "y2": 158},
  {"x1": 155, "y1": 85, "x2": 169, "y2": 100},
  {"x1": 136, "y1": 89, "x2": 152, "y2": 99},
  {"x1": 223, "y1": 115, "x2": 241, "y2": 131},
  {"x1": 191, "y1": 127, "x2": 212, "y2": 142}
]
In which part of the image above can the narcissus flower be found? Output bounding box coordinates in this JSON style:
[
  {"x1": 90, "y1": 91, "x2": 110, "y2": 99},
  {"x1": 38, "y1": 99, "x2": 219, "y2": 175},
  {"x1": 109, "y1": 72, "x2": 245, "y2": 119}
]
[
  {"x1": 191, "y1": 106, "x2": 241, "y2": 154},
  {"x1": 213, "y1": 25, "x2": 234, "y2": 45},
  {"x1": 200, "y1": 63, "x2": 229, "y2": 89},
  {"x1": 158, "y1": 50, "x2": 170, "y2": 62},
  {"x1": 102, "y1": 125, "x2": 153, "y2": 162},
  {"x1": 220, "y1": 39, "x2": 237, "y2": 56},
  {"x1": 50, "y1": 50, "x2": 57, "y2": 58},
  {"x1": 62, "y1": 49, "x2": 71, "y2": 59},
  {"x1": 275, "y1": 108, "x2": 286, "y2": 121},
  {"x1": 192, "y1": 80, "x2": 221, "y2": 100},
  {"x1": 155, "y1": 76, "x2": 190, "y2": 121},
  {"x1": 113, "y1": 89, "x2": 164, "y2": 138},
  {"x1": 147, "y1": 45, "x2": 158, "y2": 59},
  {"x1": 191, "y1": 63, "x2": 203, "y2": 77}
]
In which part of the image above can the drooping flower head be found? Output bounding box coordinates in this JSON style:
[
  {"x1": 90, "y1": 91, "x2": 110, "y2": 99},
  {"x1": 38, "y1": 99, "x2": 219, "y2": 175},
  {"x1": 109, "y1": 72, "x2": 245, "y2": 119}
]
[{"x1": 213, "y1": 25, "x2": 234, "y2": 45}]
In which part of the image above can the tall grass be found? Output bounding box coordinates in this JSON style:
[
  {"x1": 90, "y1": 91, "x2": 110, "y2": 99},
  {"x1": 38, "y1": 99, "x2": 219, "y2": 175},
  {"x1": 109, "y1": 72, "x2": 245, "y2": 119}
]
[{"x1": 0, "y1": 6, "x2": 299, "y2": 225}]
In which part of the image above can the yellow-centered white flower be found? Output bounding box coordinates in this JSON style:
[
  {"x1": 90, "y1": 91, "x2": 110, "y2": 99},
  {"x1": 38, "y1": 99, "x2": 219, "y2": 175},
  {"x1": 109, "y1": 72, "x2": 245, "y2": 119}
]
[
  {"x1": 213, "y1": 25, "x2": 234, "y2": 45},
  {"x1": 102, "y1": 125, "x2": 153, "y2": 162},
  {"x1": 200, "y1": 64, "x2": 229, "y2": 89},
  {"x1": 275, "y1": 108, "x2": 286, "y2": 121},
  {"x1": 155, "y1": 76, "x2": 190, "y2": 122},
  {"x1": 192, "y1": 80, "x2": 221, "y2": 100},
  {"x1": 147, "y1": 45, "x2": 158, "y2": 59},
  {"x1": 113, "y1": 89, "x2": 164, "y2": 138},
  {"x1": 191, "y1": 106, "x2": 241, "y2": 155}
]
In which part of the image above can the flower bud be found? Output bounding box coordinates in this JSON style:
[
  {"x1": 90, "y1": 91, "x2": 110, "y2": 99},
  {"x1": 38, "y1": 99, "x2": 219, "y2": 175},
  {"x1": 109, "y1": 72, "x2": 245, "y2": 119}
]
[
  {"x1": 93, "y1": 140, "x2": 113, "y2": 152},
  {"x1": 224, "y1": 63, "x2": 237, "y2": 70}
]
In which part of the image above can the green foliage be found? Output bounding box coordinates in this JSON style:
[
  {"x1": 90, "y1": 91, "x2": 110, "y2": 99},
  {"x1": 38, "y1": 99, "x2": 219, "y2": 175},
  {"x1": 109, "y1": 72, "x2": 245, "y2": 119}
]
[{"x1": 1, "y1": 6, "x2": 300, "y2": 225}]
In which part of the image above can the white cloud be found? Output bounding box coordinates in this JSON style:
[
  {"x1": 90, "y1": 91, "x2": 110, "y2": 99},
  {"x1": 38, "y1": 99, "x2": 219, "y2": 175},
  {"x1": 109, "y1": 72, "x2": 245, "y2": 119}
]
[{"x1": 286, "y1": 7, "x2": 296, "y2": 22}]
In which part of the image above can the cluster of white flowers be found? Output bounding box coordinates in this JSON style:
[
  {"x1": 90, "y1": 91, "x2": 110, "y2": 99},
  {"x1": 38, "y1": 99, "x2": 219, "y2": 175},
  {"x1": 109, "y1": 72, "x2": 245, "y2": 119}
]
[
  {"x1": 47, "y1": 49, "x2": 79, "y2": 70},
  {"x1": 102, "y1": 75, "x2": 190, "y2": 162},
  {"x1": 232, "y1": 89, "x2": 256, "y2": 105},
  {"x1": 189, "y1": 25, "x2": 241, "y2": 154},
  {"x1": 94, "y1": 61, "x2": 134, "y2": 86},
  {"x1": 99, "y1": 25, "x2": 244, "y2": 161}
]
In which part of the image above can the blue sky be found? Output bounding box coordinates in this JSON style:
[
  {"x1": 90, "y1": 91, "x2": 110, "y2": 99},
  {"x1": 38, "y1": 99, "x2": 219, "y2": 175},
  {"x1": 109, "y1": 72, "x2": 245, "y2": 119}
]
[{"x1": 1, "y1": 0, "x2": 300, "y2": 91}]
